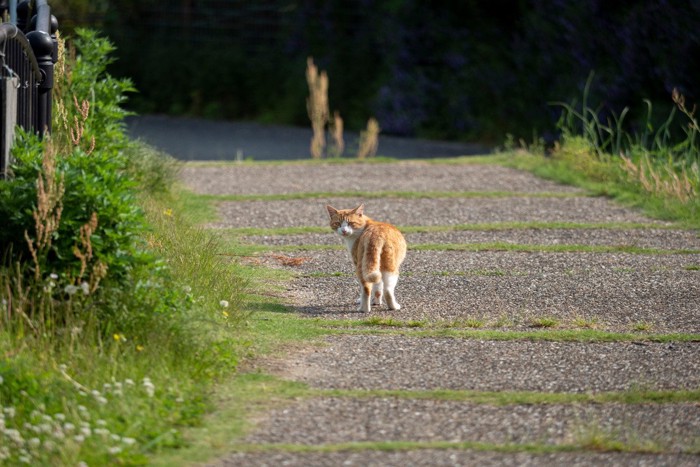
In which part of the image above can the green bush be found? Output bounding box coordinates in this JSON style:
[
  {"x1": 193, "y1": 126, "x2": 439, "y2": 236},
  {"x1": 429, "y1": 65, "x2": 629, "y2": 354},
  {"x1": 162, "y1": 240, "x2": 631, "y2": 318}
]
[
  {"x1": 0, "y1": 29, "x2": 248, "y2": 465},
  {"x1": 0, "y1": 29, "x2": 141, "y2": 285}
]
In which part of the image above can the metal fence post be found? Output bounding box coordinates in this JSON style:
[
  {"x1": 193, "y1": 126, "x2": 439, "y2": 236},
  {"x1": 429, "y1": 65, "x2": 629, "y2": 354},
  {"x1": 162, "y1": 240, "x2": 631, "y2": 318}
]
[
  {"x1": 27, "y1": 0, "x2": 55, "y2": 135},
  {"x1": 27, "y1": 29, "x2": 51, "y2": 134}
]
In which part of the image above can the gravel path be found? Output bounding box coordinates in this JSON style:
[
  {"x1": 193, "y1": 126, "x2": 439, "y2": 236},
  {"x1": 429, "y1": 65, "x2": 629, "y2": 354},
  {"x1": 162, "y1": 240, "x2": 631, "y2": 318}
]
[{"x1": 180, "y1": 160, "x2": 700, "y2": 466}]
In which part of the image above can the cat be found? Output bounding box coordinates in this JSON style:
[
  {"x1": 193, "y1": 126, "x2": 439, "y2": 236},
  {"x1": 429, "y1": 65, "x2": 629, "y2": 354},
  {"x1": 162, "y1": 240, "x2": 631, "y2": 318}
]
[{"x1": 325, "y1": 204, "x2": 407, "y2": 312}]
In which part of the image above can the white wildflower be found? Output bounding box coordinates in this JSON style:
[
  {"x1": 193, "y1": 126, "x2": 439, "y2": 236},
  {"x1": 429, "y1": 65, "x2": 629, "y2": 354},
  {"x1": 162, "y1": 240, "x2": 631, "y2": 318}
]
[
  {"x1": 50, "y1": 273, "x2": 58, "y2": 280},
  {"x1": 3, "y1": 407, "x2": 15, "y2": 418},
  {"x1": 63, "y1": 422, "x2": 75, "y2": 432},
  {"x1": 5, "y1": 428, "x2": 23, "y2": 444},
  {"x1": 122, "y1": 437, "x2": 136, "y2": 446},
  {"x1": 94, "y1": 428, "x2": 110, "y2": 437},
  {"x1": 18, "y1": 455, "x2": 31, "y2": 464},
  {"x1": 64, "y1": 284, "x2": 79, "y2": 295},
  {"x1": 96, "y1": 419, "x2": 107, "y2": 427},
  {"x1": 219, "y1": 300, "x2": 229, "y2": 308},
  {"x1": 74, "y1": 434, "x2": 85, "y2": 443},
  {"x1": 28, "y1": 437, "x2": 41, "y2": 448},
  {"x1": 108, "y1": 446, "x2": 122, "y2": 455},
  {"x1": 96, "y1": 396, "x2": 108, "y2": 405},
  {"x1": 110, "y1": 434, "x2": 121, "y2": 442},
  {"x1": 80, "y1": 282, "x2": 90, "y2": 295},
  {"x1": 142, "y1": 377, "x2": 155, "y2": 398},
  {"x1": 54, "y1": 413, "x2": 65, "y2": 421},
  {"x1": 124, "y1": 379, "x2": 135, "y2": 387}
]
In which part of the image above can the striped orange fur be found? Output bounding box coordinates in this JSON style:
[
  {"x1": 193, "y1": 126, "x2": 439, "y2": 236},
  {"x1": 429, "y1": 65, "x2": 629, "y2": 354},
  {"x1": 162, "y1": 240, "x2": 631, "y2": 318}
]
[{"x1": 326, "y1": 204, "x2": 406, "y2": 312}]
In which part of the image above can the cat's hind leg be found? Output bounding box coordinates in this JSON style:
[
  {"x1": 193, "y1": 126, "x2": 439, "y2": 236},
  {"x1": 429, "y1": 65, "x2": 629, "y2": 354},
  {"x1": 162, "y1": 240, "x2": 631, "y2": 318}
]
[
  {"x1": 371, "y1": 282, "x2": 384, "y2": 306},
  {"x1": 358, "y1": 282, "x2": 372, "y2": 312},
  {"x1": 382, "y1": 272, "x2": 401, "y2": 310}
]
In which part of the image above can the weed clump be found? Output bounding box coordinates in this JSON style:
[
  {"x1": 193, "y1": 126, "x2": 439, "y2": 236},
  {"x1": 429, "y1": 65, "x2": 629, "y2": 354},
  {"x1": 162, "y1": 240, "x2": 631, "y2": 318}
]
[{"x1": 305, "y1": 57, "x2": 380, "y2": 159}]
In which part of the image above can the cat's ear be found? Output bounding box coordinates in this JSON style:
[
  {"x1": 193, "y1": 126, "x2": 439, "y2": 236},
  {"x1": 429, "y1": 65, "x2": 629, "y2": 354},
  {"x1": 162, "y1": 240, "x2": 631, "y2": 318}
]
[
  {"x1": 354, "y1": 204, "x2": 365, "y2": 216},
  {"x1": 326, "y1": 205, "x2": 338, "y2": 218}
]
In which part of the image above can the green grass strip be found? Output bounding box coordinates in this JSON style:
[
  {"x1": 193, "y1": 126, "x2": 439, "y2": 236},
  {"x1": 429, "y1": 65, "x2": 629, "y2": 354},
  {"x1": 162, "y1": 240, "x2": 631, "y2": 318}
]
[
  {"x1": 219, "y1": 221, "x2": 683, "y2": 237},
  {"x1": 309, "y1": 387, "x2": 700, "y2": 405},
  {"x1": 220, "y1": 242, "x2": 700, "y2": 255},
  {"x1": 410, "y1": 242, "x2": 700, "y2": 255},
  {"x1": 228, "y1": 439, "x2": 674, "y2": 455},
  {"x1": 315, "y1": 324, "x2": 700, "y2": 343}
]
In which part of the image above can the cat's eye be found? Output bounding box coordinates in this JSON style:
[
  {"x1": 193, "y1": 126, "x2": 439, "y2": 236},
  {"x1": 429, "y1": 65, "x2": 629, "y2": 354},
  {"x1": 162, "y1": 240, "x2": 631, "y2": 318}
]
[{"x1": 331, "y1": 222, "x2": 340, "y2": 229}]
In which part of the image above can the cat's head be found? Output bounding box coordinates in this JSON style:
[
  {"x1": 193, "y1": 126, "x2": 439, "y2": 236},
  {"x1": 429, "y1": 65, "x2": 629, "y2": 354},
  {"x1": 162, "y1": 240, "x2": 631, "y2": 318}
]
[{"x1": 326, "y1": 204, "x2": 367, "y2": 238}]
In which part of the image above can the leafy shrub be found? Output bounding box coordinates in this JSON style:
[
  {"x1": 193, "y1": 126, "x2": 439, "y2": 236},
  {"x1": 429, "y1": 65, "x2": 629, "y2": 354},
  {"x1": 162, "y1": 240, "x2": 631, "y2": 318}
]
[{"x1": 0, "y1": 30, "x2": 141, "y2": 285}]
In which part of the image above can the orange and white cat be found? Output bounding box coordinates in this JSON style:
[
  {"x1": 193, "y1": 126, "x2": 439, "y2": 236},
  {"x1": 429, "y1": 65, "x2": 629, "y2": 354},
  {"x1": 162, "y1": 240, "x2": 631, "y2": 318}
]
[{"x1": 326, "y1": 204, "x2": 407, "y2": 312}]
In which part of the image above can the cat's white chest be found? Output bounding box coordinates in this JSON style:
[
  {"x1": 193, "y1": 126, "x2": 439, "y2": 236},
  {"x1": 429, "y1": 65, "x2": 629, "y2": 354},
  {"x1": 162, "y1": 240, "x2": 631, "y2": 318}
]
[{"x1": 342, "y1": 236, "x2": 357, "y2": 255}]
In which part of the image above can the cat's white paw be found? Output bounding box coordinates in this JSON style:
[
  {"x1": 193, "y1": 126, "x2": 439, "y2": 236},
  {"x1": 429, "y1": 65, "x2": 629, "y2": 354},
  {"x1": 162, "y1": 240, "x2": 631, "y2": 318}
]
[{"x1": 357, "y1": 303, "x2": 371, "y2": 313}]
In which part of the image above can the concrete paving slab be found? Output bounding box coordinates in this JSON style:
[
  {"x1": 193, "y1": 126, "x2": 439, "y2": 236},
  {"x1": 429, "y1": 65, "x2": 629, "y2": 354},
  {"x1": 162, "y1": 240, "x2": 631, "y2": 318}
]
[
  {"x1": 275, "y1": 250, "x2": 700, "y2": 332},
  {"x1": 214, "y1": 450, "x2": 700, "y2": 467},
  {"x1": 211, "y1": 196, "x2": 660, "y2": 229},
  {"x1": 279, "y1": 336, "x2": 700, "y2": 393},
  {"x1": 179, "y1": 161, "x2": 580, "y2": 195},
  {"x1": 239, "y1": 397, "x2": 699, "y2": 450}
]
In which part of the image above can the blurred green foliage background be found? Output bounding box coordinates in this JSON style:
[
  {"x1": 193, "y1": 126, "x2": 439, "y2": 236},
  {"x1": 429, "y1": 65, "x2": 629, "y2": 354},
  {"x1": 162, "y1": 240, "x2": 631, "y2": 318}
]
[{"x1": 52, "y1": 0, "x2": 699, "y2": 143}]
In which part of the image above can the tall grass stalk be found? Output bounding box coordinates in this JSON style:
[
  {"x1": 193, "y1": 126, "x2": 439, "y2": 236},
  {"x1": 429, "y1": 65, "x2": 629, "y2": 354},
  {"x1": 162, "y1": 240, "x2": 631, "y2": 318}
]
[
  {"x1": 357, "y1": 117, "x2": 381, "y2": 159},
  {"x1": 306, "y1": 57, "x2": 329, "y2": 159}
]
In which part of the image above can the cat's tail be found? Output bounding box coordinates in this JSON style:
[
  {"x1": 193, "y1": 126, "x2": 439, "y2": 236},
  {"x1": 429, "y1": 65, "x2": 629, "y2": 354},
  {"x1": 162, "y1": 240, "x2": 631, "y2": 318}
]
[{"x1": 362, "y1": 237, "x2": 383, "y2": 283}]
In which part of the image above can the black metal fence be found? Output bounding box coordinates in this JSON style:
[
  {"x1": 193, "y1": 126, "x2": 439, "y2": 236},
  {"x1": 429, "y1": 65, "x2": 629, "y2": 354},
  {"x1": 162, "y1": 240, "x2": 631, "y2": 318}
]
[{"x1": 0, "y1": 0, "x2": 57, "y2": 178}]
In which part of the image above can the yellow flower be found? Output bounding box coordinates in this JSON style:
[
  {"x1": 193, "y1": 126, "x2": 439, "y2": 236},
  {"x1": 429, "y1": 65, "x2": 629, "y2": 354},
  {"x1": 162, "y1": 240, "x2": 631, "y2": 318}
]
[
  {"x1": 163, "y1": 208, "x2": 173, "y2": 217},
  {"x1": 222, "y1": 311, "x2": 229, "y2": 319},
  {"x1": 136, "y1": 345, "x2": 144, "y2": 352},
  {"x1": 113, "y1": 333, "x2": 126, "y2": 342}
]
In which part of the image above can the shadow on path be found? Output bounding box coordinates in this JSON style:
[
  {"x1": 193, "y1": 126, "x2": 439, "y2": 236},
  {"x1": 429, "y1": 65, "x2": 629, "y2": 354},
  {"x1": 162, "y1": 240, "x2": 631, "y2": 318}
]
[{"x1": 126, "y1": 115, "x2": 491, "y2": 161}]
